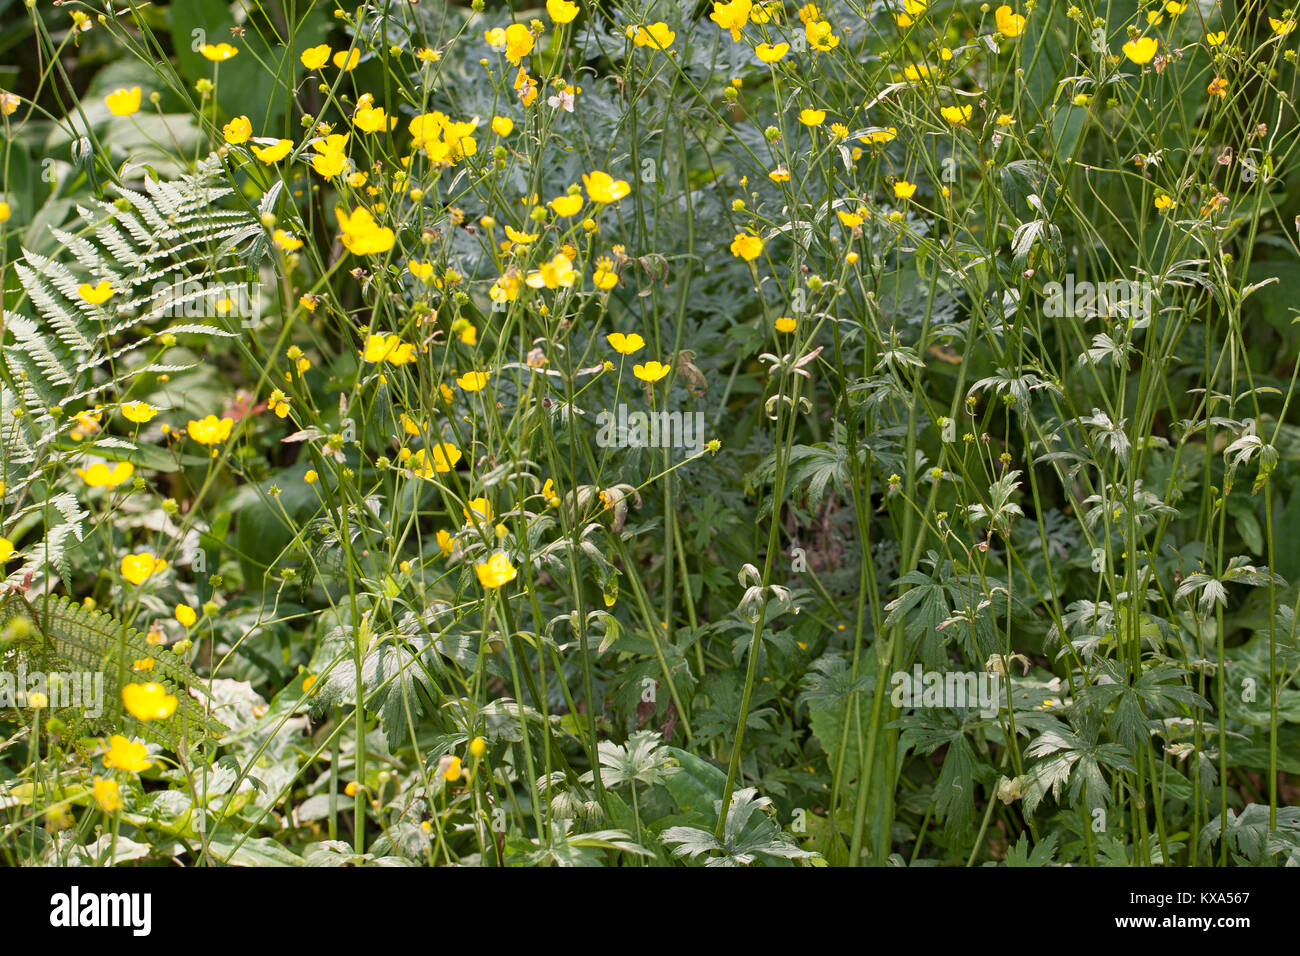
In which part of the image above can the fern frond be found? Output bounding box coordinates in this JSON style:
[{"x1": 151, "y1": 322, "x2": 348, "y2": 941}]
[{"x1": 0, "y1": 590, "x2": 225, "y2": 748}]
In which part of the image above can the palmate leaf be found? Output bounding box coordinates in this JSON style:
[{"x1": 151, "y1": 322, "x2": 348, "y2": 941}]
[
  {"x1": 1076, "y1": 660, "x2": 1209, "y2": 752},
  {"x1": 661, "y1": 788, "x2": 819, "y2": 867},
  {"x1": 0, "y1": 589, "x2": 225, "y2": 750}
]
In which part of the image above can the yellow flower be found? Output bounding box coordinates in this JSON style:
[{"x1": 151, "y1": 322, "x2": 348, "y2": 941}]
[
  {"x1": 336, "y1": 206, "x2": 395, "y2": 255},
  {"x1": 1207, "y1": 77, "x2": 1227, "y2": 98},
  {"x1": 175, "y1": 604, "x2": 197, "y2": 628},
  {"x1": 475, "y1": 553, "x2": 518, "y2": 589},
  {"x1": 222, "y1": 116, "x2": 252, "y2": 144},
  {"x1": 1165, "y1": 1, "x2": 1187, "y2": 12},
  {"x1": 354, "y1": 104, "x2": 396, "y2": 133},
  {"x1": 799, "y1": 108, "x2": 826, "y2": 126},
  {"x1": 755, "y1": 42, "x2": 788, "y2": 62},
  {"x1": 994, "y1": 6, "x2": 1025, "y2": 37},
  {"x1": 628, "y1": 22, "x2": 676, "y2": 49},
  {"x1": 805, "y1": 19, "x2": 839, "y2": 52},
  {"x1": 583, "y1": 170, "x2": 631, "y2": 203},
  {"x1": 300, "y1": 44, "x2": 331, "y2": 69},
  {"x1": 548, "y1": 0, "x2": 580, "y2": 23},
  {"x1": 457, "y1": 371, "x2": 491, "y2": 392},
  {"x1": 1206, "y1": 31, "x2": 1226, "y2": 46},
  {"x1": 837, "y1": 209, "x2": 864, "y2": 228},
  {"x1": 606, "y1": 332, "x2": 645, "y2": 355},
  {"x1": 76, "y1": 461, "x2": 135, "y2": 488},
  {"x1": 410, "y1": 443, "x2": 463, "y2": 477},
  {"x1": 93, "y1": 778, "x2": 122, "y2": 813},
  {"x1": 122, "y1": 682, "x2": 178, "y2": 721},
  {"x1": 940, "y1": 105, "x2": 972, "y2": 125},
  {"x1": 542, "y1": 479, "x2": 560, "y2": 507},
  {"x1": 1154, "y1": 193, "x2": 1176, "y2": 210},
  {"x1": 273, "y1": 229, "x2": 303, "y2": 251},
  {"x1": 199, "y1": 43, "x2": 239, "y2": 61},
  {"x1": 710, "y1": 0, "x2": 753, "y2": 42},
  {"x1": 78, "y1": 281, "x2": 113, "y2": 305},
  {"x1": 121, "y1": 401, "x2": 156, "y2": 424},
  {"x1": 492, "y1": 115, "x2": 514, "y2": 136},
  {"x1": 251, "y1": 139, "x2": 293, "y2": 163},
  {"x1": 188, "y1": 414, "x2": 234, "y2": 445},
  {"x1": 104, "y1": 734, "x2": 152, "y2": 772},
  {"x1": 333, "y1": 48, "x2": 361, "y2": 70},
  {"x1": 730, "y1": 233, "x2": 764, "y2": 260},
  {"x1": 894, "y1": 180, "x2": 917, "y2": 199},
  {"x1": 463, "y1": 497, "x2": 494, "y2": 525},
  {"x1": 0, "y1": 538, "x2": 13, "y2": 563},
  {"x1": 409, "y1": 260, "x2": 436, "y2": 282},
  {"x1": 996, "y1": 113, "x2": 1015, "y2": 126},
  {"x1": 438, "y1": 754, "x2": 464, "y2": 780},
  {"x1": 593, "y1": 258, "x2": 618, "y2": 290},
  {"x1": 1270, "y1": 17, "x2": 1297, "y2": 35},
  {"x1": 362, "y1": 333, "x2": 416, "y2": 365},
  {"x1": 775, "y1": 316, "x2": 797, "y2": 333},
  {"x1": 1122, "y1": 37, "x2": 1158, "y2": 64},
  {"x1": 504, "y1": 23, "x2": 535, "y2": 65},
  {"x1": 549, "y1": 193, "x2": 584, "y2": 217},
  {"x1": 0, "y1": 92, "x2": 20, "y2": 116},
  {"x1": 120, "y1": 552, "x2": 166, "y2": 586},
  {"x1": 0, "y1": 202, "x2": 9, "y2": 223},
  {"x1": 525, "y1": 252, "x2": 578, "y2": 289},
  {"x1": 470, "y1": 736, "x2": 488, "y2": 757},
  {"x1": 634, "y1": 361, "x2": 671, "y2": 382},
  {"x1": 105, "y1": 87, "x2": 141, "y2": 117}
]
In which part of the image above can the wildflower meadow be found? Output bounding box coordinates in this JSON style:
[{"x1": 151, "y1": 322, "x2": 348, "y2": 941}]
[{"x1": 2, "y1": 0, "x2": 1300, "y2": 886}]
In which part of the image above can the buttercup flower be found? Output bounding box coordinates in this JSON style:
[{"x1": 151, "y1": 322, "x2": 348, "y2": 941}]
[
  {"x1": 300, "y1": 44, "x2": 331, "y2": 69},
  {"x1": 607, "y1": 332, "x2": 645, "y2": 355},
  {"x1": 337, "y1": 206, "x2": 396, "y2": 255},
  {"x1": 756, "y1": 42, "x2": 788, "y2": 62},
  {"x1": 628, "y1": 22, "x2": 675, "y2": 49},
  {"x1": 548, "y1": 0, "x2": 580, "y2": 24},
  {"x1": 93, "y1": 778, "x2": 122, "y2": 813},
  {"x1": 104, "y1": 734, "x2": 152, "y2": 772},
  {"x1": 730, "y1": 233, "x2": 764, "y2": 260},
  {"x1": 200, "y1": 43, "x2": 239, "y2": 61},
  {"x1": 457, "y1": 371, "x2": 490, "y2": 392},
  {"x1": 583, "y1": 170, "x2": 631, "y2": 203},
  {"x1": 176, "y1": 604, "x2": 198, "y2": 627},
  {"x1": 894, "y1": 180, "x2": 917, "y2": 199},
  {"x1": 188, "y1": 414, "x2": 234, "y2": 445},
  {"x1": 995, "y1": 6, "x2": 1025, "y2": 37},
  {"x1": 105, "y1": 87, "x2": 141, "y2": 117},
  {"x1": 76, "y1": 461, "x2": 135, "y2": 488},
  {"x1": 78, "y1": 281, "x2": 113, "y2": 305},
  {"x1": 122, "y1": 401, "x2": 156, "y2": 424},
  {"x1": 711, "y1": 0, "x2": 753, "y2": 42},
  {"x1": 940, "y1": 105, "x2": 972, "y2": 125},
  {"x1": 120, "y1": 552, "x2": 166, "y2": 586},
  {"x1": 634, "y1": 361, "x2": 671, "y2": 382},
  {"x1": 222, "y1": 116, "x2": 252, "y2": 144},
  {"x1": 251, "y1": 139, "x2": 293, "y2": 163},
  {"x1": 122, "y1": 682, "x2": 178, "y2": 721},
  {"x1": 1122, "y1": 37, "x2": 1158, "y2": 64},
  {"x1": 361, "y1": 334, "x2": 416, "y2": 365},
  {"x1": 475, "y1": 553, "x2": 518, "y2": 589}
]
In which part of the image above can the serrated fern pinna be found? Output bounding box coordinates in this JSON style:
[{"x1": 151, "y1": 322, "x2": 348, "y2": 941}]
[{"x1": 0, "y1": 589, "x2": 224, "y2": 749}]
